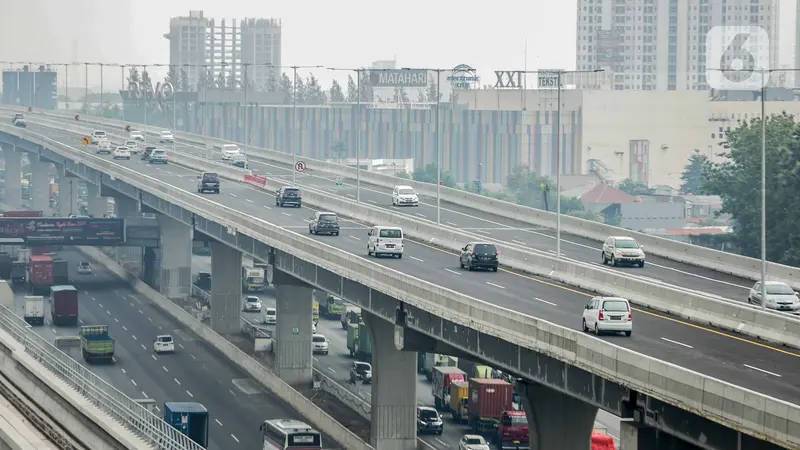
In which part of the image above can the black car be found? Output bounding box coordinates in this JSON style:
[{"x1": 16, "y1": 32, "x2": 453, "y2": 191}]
[
  {"x1": 275, "y1": 186, "x2": 302, "y2": 208},
  {"x1": 196, "y1": 172, "x2": 220, "y2": 194},
  {"x1": 194, "y1": 272, "x2": 211, "y2": 290},
  {"x1": 308, "y1": 211, "x2": 340, "y2": 236},
  {"x1": 416, "y1": 406, "x2": 443, "y2": 435},
  {"x1": 349, "y1": 361, "x2": 372, "y2": 384},
  {"x1": 141, "y1": 146, "x2": 157, "y2": 160},
  {"x1": 459, "y1": 242, "x2": 499, "y2": 272}
]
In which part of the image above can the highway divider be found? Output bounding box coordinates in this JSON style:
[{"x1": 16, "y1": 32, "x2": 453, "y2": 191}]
[
  {"x1": 76, "y1": 246, "x2": 375, "y2": 450},
  {"x1": 16, "y1": 106, "x2": 800, "y2": 289}
]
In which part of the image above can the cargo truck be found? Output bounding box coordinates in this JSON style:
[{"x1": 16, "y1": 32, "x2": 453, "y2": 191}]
[
  {"x1": 50, "y1": 285, "x2": 78, "y2": 326},
  {"x1": 28, "y1": 255, "x2": 54, "y2": 294},
  {"x1": 432, "y1": 366, "x2": 466, "y2": 410},
  {"x1": 448, "y1": 379, "x2": 469, "y2": 423},
  {"x1": 23, "y1": 296, "x2": 44, "y2": 325},
  {"x1": 52, "y1": 259, "x2": 68, "y2": 285},
  {"x1": 0, "y1": 252, "x2": 12, "y2": 280},
  {"x1": 79, "y1": 325, "x2": 115, "y2": 363},
  {"x1": 164, "y1": 402, "x2": 209, "y2": 448},
  {"x1": 341, "y1": 305, "x2": 361, "y2": 329},
  {"x1": 346, "y1": 323, "x2": 372, "y2": 361},
  {"x1": 422, "y1": 353, "x2": 459, "y2": 381},
  {"x1": 241, "y1": 266, "x2": 265, "y2": 292},
  {"x1": 317, "y1": 291, "x2": 345, "y2": 319},
  {"x1": 10, "y1": 261, "x2": 25, "y2": 284},
  {"x1": 467, "y1": 378, "x2": 529, "y2": 450}
]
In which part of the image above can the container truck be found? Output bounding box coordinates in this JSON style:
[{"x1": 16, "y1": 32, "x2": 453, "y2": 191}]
[
  {"x1": 23, "y1": 296, "x2": 44, "y2": 325},
  {"x1": 431, "y1": 366, "x2": 466, "y2": 410},
  {"x1": 163, "y1": 402, "x2": 209, "y2": 448},
  {"x1": 28, "y1": 255, "x2": 54, "y2": 294},
  {"x1": 50, "y1": 285, "x2": 78, "y2": 326},
  {"x1": 79, "y1": 325, "x2": 115, "y2": 363},
  {"x1": 467, "y1": 378, "x2": 529, "y2": 450},
  {"x1": 341, "y1": 305, "x2": 361, "y2": 329},
  {"x1": 0, "y1": 280, "x2": 13, "y2": 311},
  {"x1": 422, "y1": 353, "x2": 459, "y2": 381},
  {"x1": 316, "y1": 290, "x2": 345, "y2": 319},
  {"x1": 0, "y1": 252, "x2": 12, "y2": 280},
  {"x1": 448, "y1": 379, "x2": 469, "y2": 423},
  {"x1": 52, "y1": 259, "x2": 68, "y2": 285},
  {"x1": 346, "y1": 323, "x2": 372, "y2": 361},
  {"x1": 10, "y1": 261, "x2": 25, "y2": 284},
  {"x1": 241, "y1": 266, "x2": 265, "y2": 292}
]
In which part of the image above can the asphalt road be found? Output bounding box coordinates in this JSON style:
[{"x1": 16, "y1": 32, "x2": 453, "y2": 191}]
[
  {"x1": 191, "y1": 255, "x2": 623, "y2": 448},
  {"x1": 14, "y1": 248, "x2": 340, "y2": 450},
  {"x1": 21, "y1": 122, "x2": 800, "y2": 406}
]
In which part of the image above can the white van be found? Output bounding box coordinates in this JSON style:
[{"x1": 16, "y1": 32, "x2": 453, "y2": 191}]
[{"x1": 367, "y1": 226, "x2": 404, "y2": 258}]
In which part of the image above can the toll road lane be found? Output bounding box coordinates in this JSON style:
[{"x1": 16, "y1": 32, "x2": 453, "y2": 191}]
[{"x1": 26, "y1": 124, "x2": 800, "y2": 402}]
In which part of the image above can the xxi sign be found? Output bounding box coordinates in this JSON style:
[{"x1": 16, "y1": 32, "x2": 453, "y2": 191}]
[{"x1": 494, "y1": 71, "x2": 523, "y2": 88}]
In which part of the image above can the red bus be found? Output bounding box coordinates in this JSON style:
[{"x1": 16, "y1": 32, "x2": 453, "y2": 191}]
[{"x1": 260, "y1": 419, "x2": 322, "y2": 450}]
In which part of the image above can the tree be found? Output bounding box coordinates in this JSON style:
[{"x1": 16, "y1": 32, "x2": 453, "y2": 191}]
[
  {"x1": 294, "y1": 73, "x2": 307, "y2": 103},
  {"x1": 617, "y1": 178, "x2": 652, "y2": 195},
  {"x1": 178, "y1": 68, "x2": 189, "y2": 92},
  {"x1": 412, "y1": 163, "x2": 456, "y2": 188},
  {"x1": 265, "y1": 70, "x2": 278, "y2": 93},
  {"x1": 278, "y1": 72, "x2": 293, "y2": 101},
  {"x1": 215, "y1": 71, "x2": 226, "y2": 89},
  {"x1": 703, "y1": 113, "x2": 800, "y2": 265},
  {"x1": 504, "y1": 165, "x2": 587, "y2": 214},
  {"x1": 329, "y1": 79, "x2": 345, "y2": 102},
  {"x1": 358, "y1": 71, "x2": 374, "y2": 102},
  {"x1": 226, "y1": 73, "x2": 238, "y2": 90},
  {"x1": 331, "y1": 140, "x2": 347, "y2": 161},
  {"x1": 346, "y1": 75, "x2": 358, "y2": 102},
  {"x1": 416, "y1": 89, "x2": 427, "y2": 103},
  {"x1": 165, "y1": 65, "x2": 179, "y2": 87},
  {"x1": 680, "y1": 151, "x2": 709, "y2": 194},
  {"x1": 305, "y1": 73, "x2": 326, "y2": 105},
  {"x1": 127, "y1": 66, "x2": 140, "y2": 86},
  {"x1": 392, "y1": 86, "x2": 410, "y2": 103},
  {"x1": 426, "y1": 79, "x2": 440, "y2": 102}
]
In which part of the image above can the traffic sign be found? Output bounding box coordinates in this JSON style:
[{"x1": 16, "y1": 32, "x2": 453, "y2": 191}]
[
  {"x1": 335, "y1": 177, "x2": 343, "y2": 187},
  {"x1": 295, "y1": 161, "x2": 306, "y2": 173},
  {"x1": 81, "y1": 136, "x2": 91, "y2": 146},
  {"x1": 292, "y1": 327, "x2": 300, "y2": 335},
  {"x1": 125, "y1": 125, "x2": 131, "y2": 132}
]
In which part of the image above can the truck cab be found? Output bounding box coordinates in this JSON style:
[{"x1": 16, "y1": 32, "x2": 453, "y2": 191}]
[{"x1": 495, "y1": 410, "x2": 529, "y2": 450}]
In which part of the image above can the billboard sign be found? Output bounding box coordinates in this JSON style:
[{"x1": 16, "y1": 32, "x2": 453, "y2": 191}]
[
  {"x1": 0, "y1": 218, "x2": 125, "y2": 246},
  {"x1": 125, "y1": 80, "x2": 174, "y2": 101},
  {"x1": 447, "y1": 64, "x2": 480, "y2": 89},
  {"x1": 538, "y1": 70, "x2": 564, "y2": 89},
  {"x1": 596, "y1": 31, "x2": 624, "y2": 64},
  {"x1": 369, "y1": 69, "x2": 428, "y2": 87}
]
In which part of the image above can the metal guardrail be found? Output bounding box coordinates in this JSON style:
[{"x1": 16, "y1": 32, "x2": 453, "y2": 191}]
[{"x1": 0, "y1": 307, "x2": 205, "y2": 450}]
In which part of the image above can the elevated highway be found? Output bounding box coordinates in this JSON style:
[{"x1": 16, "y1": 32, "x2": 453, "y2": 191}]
[{"x1": 0, "y1": 116, "x2": 797, "y2": 449}]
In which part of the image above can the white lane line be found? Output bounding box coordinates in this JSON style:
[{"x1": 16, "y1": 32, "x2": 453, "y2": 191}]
[
  {"x1": 141, "y1": 391, "x2": 148, "y2": 398},
  {"x1": 231, "y1": 435, "x2": 240, "y2": 443},
  {"x1": 132, "y1": 335, "x2": 137, "y2": 340},
  {"x1": 190, "y1": 354, "x2": 196, "y2": 360},
  {"x1": 151, "y1": 355, "x2": 157, "y2": 361},
  {"x1": 282, "y1": 212, "x2": 291, "y2": 217},
  {"x1": 263, "y1": 205, "x2": 271, "y2": 210},
  {"x1": 409, "y1": 256, "x2": 424, "y2": 262},
  {"x1": 51, "y1": 328, "x2": 57, "y2": 335},
  {"x1": 368, "y1": 200, "x2": 378, "y2": 204},
  {"x1": 112, "y1": 357, "x2": 117, "y2": 363},
  {"x1": 106, "y1": 310, "x2": 111, "y2": 315},
  {"x1": 246, "y1": 199, "x2": 254, "y2": 203},
  {"x1": 486, "y1": 282, "x2": 505, "y2": 289},
  {"x1": 660, "y1": 337, "x2": 693, "y2": 349},
  {"x1": 122, "y1": 326, "x2": 128, "y2": 331},
  {"x1": 743, "y1": 364, "x2": 782, "y2": 377},
  {"x1": 312, "y1": 357, "x2": 319, "y2": 362},
  {"x1": 114, "y1": 318, "x2": 119, "y2": 322},
  {"x1": 174, "y1": 378, "x2": 181, "y2": 385},
  {"x1": 414, "y1": 213, "x2": 426, "y2": 218},
  {"x1": 186, "y1": 390, "x2": 194, "y2": 398},
  {"x1": 155, "y1": 406, "x2": 160, "y2": 413},
  {"x1": 148, "y1": 317, "x2": 153, "y2": 322},
  {"x1": 78, "y1": 319, "x2": 84, "y2": 324},
  {"x1": 445, "y1": 222, "x2": 458, "y2": 227},
  {"x1": 141, "y1": 344, "x2": 147, "y2": 350},
  {"x1": 229, "y1": 389, "x2": 236, "y2": 396},
  {"x1": 121, "y1": 369, "x2": 127, "y2": 374},
  {"x1": 131, "y1": 379, "x2": 137, "y2": 387},
  {"x1": 98, "y1": 303, "x2": 103, "y2": 307},
  {"x1": 178, "y1": 343, "x2": 184, "y2": 349},
  {"x1": 534, "y1": 297, "x2": 557, "y2": 307},
  {"x1": 349, "y1": 236, "x2": 361, "y2": 241},
  {"x1": 444, "y1": 268, "x2": 461, "y2": 276},
  {"x1": 435, "y1": 438, "x2": 448, "y2": 447},
  {"x1": 138, "y1": 309, "x2": 143, "y2": 314},
  {"x1": 229, "y1": 193, "x2": 237, "y2": 198},
  {"x1": 346, "y1": 194, "x2": 356, "y2": 198},
  {"x1": 327, "y1": 367, "x2": 336, "y2": 373},
  {"x1": 129, "y1": 302, "x2": 134, "y2": 307},
  {"x1": 162, "y1": 366, "x2": 169, "y2": 372},
  {"x1": 215, "y1": 419, "x2": 223, "y2": 426},
  {"x1": 512, "y1": 239, "x2": 527, "y2": 246}
]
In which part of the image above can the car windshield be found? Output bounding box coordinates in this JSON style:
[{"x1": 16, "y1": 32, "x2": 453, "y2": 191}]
[
  {"x1": 379, "y1": 229, "x2": 402, "y2": 238},
  {"x1": 602, "y1": 300, "x2": 629, "y2": 312},
  {"x1": 125, "y1": 141, "x2": 136, "y2": 145},
  {"x1": 473, "y1": 244, "x2": 497, "y2": 253},
  {"x1": 157, "y1": 336, "x2": 172, "y2": 343},
  {"x1": 161, "y1": 131, "x2": 171, "y2": 135},
  {"x1": 615, "y1": 239, "x2": 639, "y2": 249},
  {"x1": 319, "y1": 214, "x2": 337, "y2": 223},
  {"x1": 355, "y1": 363, "x2": 371, "y2": 372},
  {"x1": 507, "y1": 415, "x2": 527, "y2": 425},
  {"x1": 79, "y1": 262, "x2": 89, "y2": 267},
  {"x1": 94, "y1": 131, "x2": 106, "y2": 136},
  {"x1": 419, "y1": 410, "x2": 439, "y2": 420},
  {"x1": 246, "y1": 297, "x2": 259, "y2": 303},
  {"x1": 117, "y1": 147, "x2": 128, "y2": 150},
  {"x1": 312, "y1": 336, "x2": 326, "y2": 343},
  {"x1": 465, "y1": 438, "x2": 484, "y2": 445},
  {"x1": 203, "y1": 173, "x2": 219, "y2": 181},
  {"x1": 398, "y1": 188, "x2": 415, "y2": 195},
  {"x1": 766, "y1": 284, "x2": 795, "y2": 295},
  {"x1": 266, "y1": 309, "x2": 276, "y2": 316},
  {"x1": 284, "y1": 188, "x2": 300, "y2": 195},
  {"x1": 152, "y1": 150, "x2": 165, "y2": 155}
]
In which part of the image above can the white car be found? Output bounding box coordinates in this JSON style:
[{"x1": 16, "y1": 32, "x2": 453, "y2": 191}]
[
  {"x1": 392, "y1": 185, "x2": 419, "y2": 206},
  {"x1": 312, "y1": 334, "x2": 329, "y2": 355},
  {"x1": 243, "y1": 296, "x2": 262, "y2": 312},
  {"x1": 601, "y1": 236, "x2": 645, "y2": 267},
  {"x1": 159, "y1": 130, "x2": 174, "y2": 143},
  {"x1": 77, "y1": 261, "x2": 92, "y2": 275},
  {"x1": 96, "y1": 139, "x2": 112, "y2": 154},
  {"x1": 459, "y1": 435, "x2": 490, "y2": 450},
  {"x1": 90, "y1": 130, "x2": 107, "y2": 144},
  {"x1": 220, "y1": 144, "x2": 240, "y2": 161},
  {"x1": 149, "y1": 149, "x2": 168, "y2": 164},
  {"x1": 748, "y1": 281, "x2": 800, "y2": 311},
  {"x1": 582, "y1": 296, "x2": 632, "y2": 336},
  {"x1": 153, "y1": 335, "x2": 175, "y2": 353},
  {"x1": 130, "y1": 130, "x2": 144, "y2": 142},
  {"x1": 124, "y1": 140, "x2": 140, "y2": 153},
  {"x1": 113, "y1": 146, "x2": 131, "y2": 160},
  {"x1": 263, "y1": 307, "x2": 277, "y2": 325}
]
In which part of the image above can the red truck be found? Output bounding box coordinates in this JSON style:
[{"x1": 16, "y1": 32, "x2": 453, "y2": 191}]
[
  {"x1": 50, "y1": 285, "x2": 78, "y2": 326},
  {"x1": 28, "y1": 255, "x2": 54, "y2": 295},
  {"x1": 467, "y1": 378, "x2": 529, "y2": 450},
  {"x1": 431, "y1": 366, "x2": 466, "y2": 410}
]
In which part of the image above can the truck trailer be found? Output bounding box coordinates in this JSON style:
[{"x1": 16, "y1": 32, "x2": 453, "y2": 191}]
[
  {"x1": 52, "y1": 259, "x2": 69, "y2": 285},
  {"x1": 346, "y1": 323, "x2": 372, "y2": 361},
  {"x1": 467, "y1": 378, "x2": 529, "y2": 450},
  {"x1": 163, "y1": 402, "x2": 209, "y2": 448},
  {"x1": 448, "y1": 379, "x2": 469, "y2": 423},
  {"x1": 431, "y1": 366, "x2": 466, "y2": 410},
  {"x1": 79, "y1": 325, "x2": 115, "y2": 363},
  {"x1": 23, "y1": 296, "x2": 44, "y2": 325},
  {"x1": 28, "y1": 255, "x2": 54, "y2": 294},
  {"x1": 50, "y1": 285, "x2": 78, "y2": 326}
]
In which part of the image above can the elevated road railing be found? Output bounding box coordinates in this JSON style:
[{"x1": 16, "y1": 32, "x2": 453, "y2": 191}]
[
  {"x1": 1, "y1": 123, "x2": 798, "y2": 449},
  {"x1": 11, "y1": 106, "x2": 800, "y2": 290}
]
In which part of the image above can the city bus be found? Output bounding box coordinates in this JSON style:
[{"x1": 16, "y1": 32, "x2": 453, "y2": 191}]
[{"x1": 260, "y1": 419, "x2": 322, "y2": 449}]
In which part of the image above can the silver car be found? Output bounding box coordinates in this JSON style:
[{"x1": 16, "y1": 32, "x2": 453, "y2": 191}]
[
  {"x1": 243, "y1": 296, "x2": 262, "y2": 312},
  {"x1": 748, "y1": 281, "x2": 800, "y2": 311}
]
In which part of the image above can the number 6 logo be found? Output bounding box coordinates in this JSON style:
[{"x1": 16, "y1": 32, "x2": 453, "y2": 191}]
[{"x1": 706, "y1": 26, "x2": 770, "y2": 90}]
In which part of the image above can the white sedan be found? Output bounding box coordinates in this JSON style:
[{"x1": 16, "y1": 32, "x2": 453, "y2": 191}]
[
  {"x1": 748, "y1": 281, "x2": 800, "y2": 311},
  {"x1": 459, "y1": 435, "x2": 490, "y2": 450},
  {"x1": 159, "y1": 131, "x2": 174, "y2": 143},
  {"x1": 113, "y1": 146, "x2": 131, "y2": 160},
  {"x1": 124, "y1": 140, "x2": 140, "y2": 153},
  {"x1": 96, "y1": 139, "x2": 112, "y2": 154}
]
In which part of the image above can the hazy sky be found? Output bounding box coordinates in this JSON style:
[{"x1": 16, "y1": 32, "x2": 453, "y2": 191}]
[{"x1": 0, "y1": 0, "x2": 797, "y2": 90}]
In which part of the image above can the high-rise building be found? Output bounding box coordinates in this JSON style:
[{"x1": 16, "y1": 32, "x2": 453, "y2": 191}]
[
  {"x1": 576, "y1": 0, "x2": 779, "y2": 91},
  {"x1": 164, "y1": 11, "x2": 281, "y2": 91}
]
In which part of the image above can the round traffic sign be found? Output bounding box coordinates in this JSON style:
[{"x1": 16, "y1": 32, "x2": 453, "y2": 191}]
[{"x1": 295, "y1": 161, "x2": 306, "y2": 172}]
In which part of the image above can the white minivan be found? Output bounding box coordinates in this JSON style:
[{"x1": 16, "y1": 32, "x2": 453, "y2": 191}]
[{"x1": 367, "y1": 226, "x2": 404, "y2": 258}]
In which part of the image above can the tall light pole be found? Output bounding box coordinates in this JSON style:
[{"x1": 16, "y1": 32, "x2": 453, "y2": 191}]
[
  {"x1": 142, "y1": 65, "x2": 148, "y2": 143},
  {"x1": 98, "y1": 63, "x2": 104, "y2": 129},
  {"x1": 79, "y1": 62, "x2": 89, "y2": 113},
  {"x1": 328, "y1": 67, "x2": 368, "y2": 202},
  {"x1": 201, "y1": 64, "x2": 209, "y2": 139},
  {"x1": 154, "y1": 64, "x2": 178, "y2": 152},
  {"x1": 116, "y1": 64, "x2": 127, "y2": 122},
  {"x1": 55, "y1": 64, "x2": 70, "y2": 110},
  {"x1": 242, "y1": 63, "x2": 250, "y2": 158}
]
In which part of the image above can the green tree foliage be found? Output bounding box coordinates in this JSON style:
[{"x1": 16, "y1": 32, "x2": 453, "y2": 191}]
[
  {"x1": 127, "y1": 67, "x2": 140, "y2": 85},
  {"x1": 395, "y1": 171, "x2": 411, "y2": 180},
  {"x1": 426, "y1": 79, "x2": 440, "y2": 102},
  {"x1": 278, "y1": 73, "x2": 293, "y2": 100},
  {"x1": 505, "y1": 165, "x2": 588, "y2": 215},
  {"x1": 617, "y1": 178, "x2": 652, "y2": 195},
  {"x1": 392, "y1": 86, "x2": 410, "y2": 103},
  {"x1": 346, "y1": 75, "x2": 358, "y2": 102},
  {"x1": 358, "y1": 71, "x2": 374, "y2": 102},
  {"x1": 214, "y1": 71, "x2": 226, "y2": 89},
  {"x1": 680, "y1": 151, "x2": 709, "y2": 194},
  {"x1": 165, "y1": 66, "x2": 178, "y2": 86},
  {"x1": 703, "y1": 113, "x2": 800, "y2": 265},
  {"x1": 329, "y1": 79, "x2": 345, "y2": 102},
  {"x1": 330, "y1": 140, "x2": 347, "y2": 161},
  {"x1": 178, "y1": 68, "x2": 189, "y2": 91},
  {"x1": 416, "y1": 89, "x2": 427, "y2": 103},
  {"x1": 293, "y1": 73, "x2": 307, "y2": 103},
  {"x1": 412, "y1": 163, "x2": 456, "y2": 187},
  {"x1": 265, "y1": 70, "x2": 278, "y2": 93},
  {"x1": 305, "y1": 74, "x2": 326, "y2": 105}
]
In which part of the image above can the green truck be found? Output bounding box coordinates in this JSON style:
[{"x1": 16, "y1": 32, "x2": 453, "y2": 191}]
[
  {"x1": 80, "y1": 325, "x2": 115, "y2": 363},
  {"x1": 346, "y1": 323, "x2": 372, "y2": 362}
]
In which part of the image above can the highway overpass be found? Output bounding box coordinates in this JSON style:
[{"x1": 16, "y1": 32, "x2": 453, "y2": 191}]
[{"x1": 0, "y1": 113, "x2": 797, "y2": 450}]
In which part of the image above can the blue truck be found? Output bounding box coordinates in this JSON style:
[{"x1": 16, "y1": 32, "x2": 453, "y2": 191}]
[{"x1": 163, "y1": 402, "x2": 209, "y2": 448}]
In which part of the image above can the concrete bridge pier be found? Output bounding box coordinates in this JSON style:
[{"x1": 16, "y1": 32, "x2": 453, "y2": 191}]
[
  {"x1": 113, "y1": 195, "x2": 139, "y2": 218},
  {"x1": 86, "y1": 183, "x2": 109, "y2": 218},
  {"x1": 362, "y1": 311, "x2": 417, "y2": 450},
  {"x1": 156, "y1": 214, "x2": 191, "y2": 299},
  {"x1": 54, "y1": 165, "x2": 79, "y2": 217},
  {"x1": 3, "y1": 147, "x2": 22, "y2": 209},
  {"x1": 620, "y1": 422, "x2": 701, "y2": 450},
  {"x1": 518, "y1": 381, "x2": 598, "y2": 450},
  {"x1": 272, "y1": 270, "x2": 313, "y2": 387},
  {"x1": 28, "y1": 153, "x2": 50, "y2": 212},
  {"x1": 209, "y1": 241, "x2": 242, "y2": 335}
]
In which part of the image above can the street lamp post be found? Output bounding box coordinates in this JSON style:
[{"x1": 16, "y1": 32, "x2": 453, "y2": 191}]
[
  {"x1": 142, "y1": 65, "x2": 148, "y2": 143},
  {"x1": 327, "y1": 67, "x2": 368, "y2": 202},
  {"x1": 243, "y1": 63, "x2": 249, "y2": 158},
  {"x1": 275, "y1": 65, "x2": 322, "y2": 185},
  {"x1": 99, "y1": 63, "x2": 104, "y2": 129}
]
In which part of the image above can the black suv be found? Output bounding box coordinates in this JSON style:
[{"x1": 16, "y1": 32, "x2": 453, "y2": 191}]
[
  {"x1": 416, "y1": 406, "x2": 443, "y2": 435},
  {"x1": 349, "y1": 361, "x2": 372, "y2": 384},
  {"x1": 459, "y1": 242, "x2": 499, "y2": 272},
  {"x1": 275, "y1": 186, "x2": 302, "y2": 208},
  {"x1": 141, "y1": 146, "x2": 157, "y2": 160},
  {"x1": 196, "y1": 172, "x2": 220, "y2": 194},
  {"x1": 308, "y1": 211, "x2": 339, "y2": 236}
]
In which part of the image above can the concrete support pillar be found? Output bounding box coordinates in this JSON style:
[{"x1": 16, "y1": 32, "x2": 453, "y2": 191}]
[
  {"x1": 273, "y1": 270, "x2": 313, "y2": 387},
  {"x1": 114, "y1": 195, "x2": 139, "y2": 218},
  {"x1": 28, "y1": 154, "x2": 50, "y2": 213},
  {"x1": 619, "y1": 422, "x2": 698, "y2": 450},
  {"x1": 57, "y1": 178, "x2": 80, "y2": 217},
  {"x1": 362, "y1": 311, "x2": 417, "y2": 450},
  {"x1": 156, "y1": 215, "x2": 191, "y2": 299},
  {"x1": 519, "y1": 382, "x2": 598, "y2": 450},
  {"x1": 86, "y1": 184, "x2": 108, "y2": 218},
  {"x1": 209, "y1": 241, "x2": 242, "y2": 335},
  {"x1": 3, "y1": 148, "x2": 21, "y2": 209}
]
